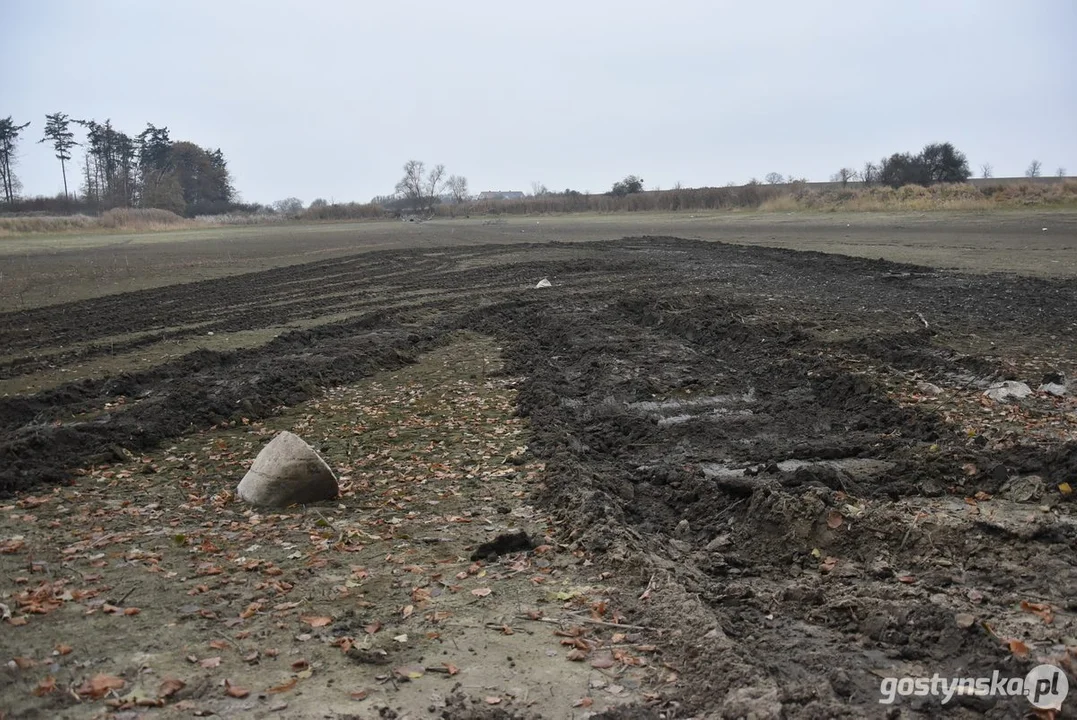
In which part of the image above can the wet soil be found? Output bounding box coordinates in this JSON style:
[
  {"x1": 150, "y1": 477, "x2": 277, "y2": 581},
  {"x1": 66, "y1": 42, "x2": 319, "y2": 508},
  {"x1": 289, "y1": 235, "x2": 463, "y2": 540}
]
[{"x1": 2, "y1": 236, "x2": 1076, "y2": 718}]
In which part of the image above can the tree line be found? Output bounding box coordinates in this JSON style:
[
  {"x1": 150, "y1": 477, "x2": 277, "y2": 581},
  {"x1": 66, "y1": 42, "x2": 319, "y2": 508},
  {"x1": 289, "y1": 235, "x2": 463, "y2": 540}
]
[{"x1": 1, "y1": 112, "x2": 240, "y2": 216}]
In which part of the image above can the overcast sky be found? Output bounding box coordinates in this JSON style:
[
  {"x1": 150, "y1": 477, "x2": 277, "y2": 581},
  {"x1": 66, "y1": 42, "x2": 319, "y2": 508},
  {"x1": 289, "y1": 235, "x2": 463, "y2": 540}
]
[{"x1": 5, "y1": 0, "x2": 1075, "y2": 204}]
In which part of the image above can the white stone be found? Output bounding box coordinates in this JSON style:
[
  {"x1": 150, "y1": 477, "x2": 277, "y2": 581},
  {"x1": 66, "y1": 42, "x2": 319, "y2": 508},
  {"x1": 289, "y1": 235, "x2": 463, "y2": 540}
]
[
  {"x1": 237, "y1": 431, "x2": 338, "y2": 507},
  {"x1": 982, "y1": 381, "x2": 1032, "y2": 402},
  {"x1": 535, "y1": 278, "x2": 552, "y2": 288},
  {"x1": 1039, "y1": 382, "x2": 1067, "y2": 397}
]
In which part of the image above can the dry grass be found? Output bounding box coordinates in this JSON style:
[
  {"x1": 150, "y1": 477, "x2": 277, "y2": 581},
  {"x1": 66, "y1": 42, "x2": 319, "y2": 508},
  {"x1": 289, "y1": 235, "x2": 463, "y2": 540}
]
[
  {"x1": 764, "y1": 180, "x2": 1077, "y2": 212},
  {"x1": 0, "y1": 208, "x2": 203, "y2": 237}
]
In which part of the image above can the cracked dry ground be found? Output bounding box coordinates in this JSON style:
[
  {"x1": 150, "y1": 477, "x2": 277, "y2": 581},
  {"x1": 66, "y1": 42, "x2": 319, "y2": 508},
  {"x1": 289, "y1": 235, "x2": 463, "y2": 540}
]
[{"x1": 2, "y1": 236, "x2": 1077, "y2": 719}]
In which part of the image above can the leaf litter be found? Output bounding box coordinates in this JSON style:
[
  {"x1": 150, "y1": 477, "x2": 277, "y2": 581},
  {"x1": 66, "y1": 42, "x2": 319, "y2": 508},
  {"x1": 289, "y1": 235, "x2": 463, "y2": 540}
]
[{"x1": 0, "y1": 335, "x2": 658, "y2": 717}]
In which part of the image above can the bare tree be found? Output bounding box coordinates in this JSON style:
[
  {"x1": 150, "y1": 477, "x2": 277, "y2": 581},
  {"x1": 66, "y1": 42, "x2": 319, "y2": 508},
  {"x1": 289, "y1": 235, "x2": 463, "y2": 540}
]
[
  {"x1": 861, "y1": 161, "x2": 879, "y2": 187},
  {"x1": 829, "y1": 168, "x2": 858, "y2": 187},
  {"x1": 764, "y1": 172, "x2": 785, "y2": 185},
  {"x1": 1026, "y1": 160, "x2": 1042, "y2": 178},
  {"x1": 395, "y1": 159, "x2": 446, "y2": 215},
  {"x1": 1058, "y1": 167, "x2": 1067, "y2": 178},
  {"x1": 272, "y1": 198, "x2": 304, "y2": 215},
  {"x1": 447, "y1": 175, "x2": 469, "y2": 205},
  {"x1": 530, "y1": 181, "x2": 549, "y2": 197},
  {"x1": 980, "y1": 162, "x2": 993, "y2": 179}
]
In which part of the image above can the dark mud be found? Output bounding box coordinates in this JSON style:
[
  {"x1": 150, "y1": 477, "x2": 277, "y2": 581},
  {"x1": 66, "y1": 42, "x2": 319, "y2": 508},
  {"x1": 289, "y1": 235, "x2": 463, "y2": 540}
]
[{"x1": 2, "y1": 236, "x2": 1076, "y2": 718}]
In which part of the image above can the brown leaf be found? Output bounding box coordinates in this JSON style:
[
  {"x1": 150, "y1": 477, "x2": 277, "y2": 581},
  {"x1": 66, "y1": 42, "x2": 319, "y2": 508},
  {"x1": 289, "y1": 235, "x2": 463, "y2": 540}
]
[
  {"x1": 12, "y1": 656, "x2": 37, "y2": 670},
  {"x1": 350, "y1": 689, "x2": 369, "y2": 700},
  {"x1": 485, "y1": 696, "x2": 502, "y2": 705},
  {"x1": 1008, "y1": 638, "x2": 1030, "y2": 658},
  {"x1": 566, "y1": 649, "x2": 588, "y2": 661},
  {"x1": 1020, "y1": 600, "x2": 1054, "y2": 624},
  {"x1": 209, "y1": 640, "x2": 229, "y2": 651},
  {"x1": 123, "y1": 607, "x2": 141, "y2": 616},
  {"x1": 590, "y1": 653, "x2": 616, "y2": 669},
  {"x1": 300, "y1": 615, "x2": 332, "y2": 628},
  {"x1": 158, "y1": 677, "x2": 186, "y2": 699},
  {"x1": 443, "y1": 663, "x2": 460, "y2": 676},
  {"x1": 7, "y1": 616, "x2": 28, "y2": 626},
  {"x1": 394, "y1": 665, "x2": 425, "y2": 680},
  {"x1": 268, "y1": 677, "x2": 297, "y2": 694},
  {"x1": 32, "y1": 675, "x2": 57, "y2": 696},
  {"x1": 224, "y1": 679, "x2": 250, "y2": 698},
  {"x1": 897, "y1": 575, "x2": 917, "y2": 584},
  {"x1": 573, "y1": 697, "x2": 594, "y2": 708},
  {"x1": 500, "y1": 624, "x2": 514, "y2": 635},
  {"x1": 401, "y1": 604, "x2": 414, "y2": 618},
  {"x1": 55, "y1": 643, "x2": 73, "y2": 656},
  {"x1": 77, "y1": 673, "x2": 125, "y2": 699},
  {"x1": 364, "y1": 621, "x2": 382, "y2": 634},
  {"x1": 199, "y1": 656, "x2": 221, "y2": 669},
  {"x1": 471, "y1": 587, "x2": 492, "y2": 597},
  {"x1": 825, "y1": 510, "x2": 843, "y2": 529},
  {"x1": 290, "y1": 659, "x2": 309, "y2": 671}
]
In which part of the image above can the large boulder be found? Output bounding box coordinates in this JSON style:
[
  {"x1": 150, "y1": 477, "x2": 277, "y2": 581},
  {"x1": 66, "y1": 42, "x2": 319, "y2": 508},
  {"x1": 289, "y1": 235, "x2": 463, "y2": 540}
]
[{"x1": 237, "y1": 431, "x2": 338, "y2": 507}]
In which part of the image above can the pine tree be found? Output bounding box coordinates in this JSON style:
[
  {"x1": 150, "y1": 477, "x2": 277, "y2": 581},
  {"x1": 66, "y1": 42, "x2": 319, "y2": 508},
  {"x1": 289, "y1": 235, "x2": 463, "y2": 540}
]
[
  {"x1": 39, "y1": 113, "x2": 78, "y2": 199},
  {"x1": 0, "y1": 117, "x2": 31, "y2": 204}
]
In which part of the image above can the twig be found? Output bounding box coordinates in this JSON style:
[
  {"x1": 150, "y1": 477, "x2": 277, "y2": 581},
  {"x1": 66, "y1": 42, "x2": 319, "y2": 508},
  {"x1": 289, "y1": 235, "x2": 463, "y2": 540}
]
[
  {"x1": 116, "y1": 585, "x2": 138, "y2": 606},
  {"x1": 916, "y1": 312, "x2": 929, "y2": 329},
  {"x1": 639, "y1": 573, "x2": 657, "y2": 601},
  {"x1": 515, "y1": 614, "x2": 653, "y2": 631}
]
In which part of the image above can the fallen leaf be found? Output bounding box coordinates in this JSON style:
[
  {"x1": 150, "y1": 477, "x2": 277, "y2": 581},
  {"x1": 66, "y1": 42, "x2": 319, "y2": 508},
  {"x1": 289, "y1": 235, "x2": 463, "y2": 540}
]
[
  {"x1": 443, "y1": 663, "x2": 460, "y2": 676},
  {"x1": 300, "y1": 615, "x2": 332, "y2": 628},
  {"x1": 12, "y1": 656, "x2": 36, "y2": 670},
  {"x1": 209, "y1": 640, "x2": 230, "y2": 651},
  {"x1": 485, "y1": 696, "x2": 502, "y2": 705},
  {"x1": 123, "y1": 607, "x2": 141, "y2": 616},
  {"x1": 268, "y1": 677, "x2": 297, "y2": 694},
  {"x1": 55, "y1": 644, "x2": 73, "y2": 656},
  {"x1": 825, "y1": 510, "x2": 843, "y2": 529},
  {"x1": 566, "y1": 649, "x2": 588, "y2": 661},
  {"x1": 1008, "y1": 638, "x2": 1030, "y2": 658},
  {"x1": 395, "y1": 665, "x2": 425, "y2": 680},
  {"x1": 77, "y1": 673, "x2": 126, "y2": 699},
  {"x1": 1020, "y1": 600, "x2": 1054, "y2": 624},
  {"x1": 1059, "y1": 482, "x2": 1073, "y2": 496},
  {"x1": 590, "y1": 653, "x2": 616, "y2": 669},
  {"x1": 7, "y1": 616, "x2": 28, "y2": 626},
  {"x1": 500, "y1": 624, "x2": 514, "y2": 635},
  {"x1": 897, "y1": 575, "x2": 917, "y2": 584},
  {"x1": 573, "y1": 697, "x2": 594, "y2": 708},
  {"x1": 32, "y1": 675, "x2": 57, "y2": 696},
  {"x1": 224, "y1": 679, "x2": 250, "y2": 698},
  {"x1": 471, "y1": 587, "x2": 492, "y2": 597},
  {"x1": 350, "y1": 689, "x2": 369, "y2": 700},
  {"x1": 158, "y1": 677, "x2": 185, "y2": 699},
  {"x1": 199, "y1": 657, "x2": 221, "y2": 669},
  {"x1": 401, "y1": 604, "x2": 414, "y2": 618},
  {"x1": 364, "y1": 622, "x2": 381, "y2": 634}
]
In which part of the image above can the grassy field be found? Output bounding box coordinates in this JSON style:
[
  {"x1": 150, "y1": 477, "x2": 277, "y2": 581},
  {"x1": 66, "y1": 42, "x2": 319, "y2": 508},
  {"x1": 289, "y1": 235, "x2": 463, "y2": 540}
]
[{"x1": 2, "y1": 210, "x2": 1076, "y2": 310}]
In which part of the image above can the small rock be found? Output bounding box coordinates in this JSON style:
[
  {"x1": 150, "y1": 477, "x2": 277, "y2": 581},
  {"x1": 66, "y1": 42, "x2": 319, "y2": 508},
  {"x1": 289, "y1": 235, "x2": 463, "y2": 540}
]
[
  {"x1": 1039, "y1": 382, "x2": 1067, "y2": 397},
  {"x1": 956, "y1": 613, "x2": 976, "y2": 629},
  {"x1": 916, "y1": 381, "x2": 943, "y2": 396},
  {"x1": 237, "y1": 431, "x2": 338, "y2": 507},
  {"x1": 983, "y1": 381, "x2": 1032, "y2": 402},
  {"x1": 674, "y1": 519, "x2": 691, "y2": 538},
  {"x1": 1003, "y1": 475, "x2": 1045, "y2": 503},
  {"x1": 534, "y1": 278, "x2": 552, "y2": 289}
]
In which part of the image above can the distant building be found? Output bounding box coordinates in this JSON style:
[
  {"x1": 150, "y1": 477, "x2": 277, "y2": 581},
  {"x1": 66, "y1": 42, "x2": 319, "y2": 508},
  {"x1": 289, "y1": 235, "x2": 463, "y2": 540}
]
[{"x1": 477, "y1": 190, "x2": 526, "y2": 201}]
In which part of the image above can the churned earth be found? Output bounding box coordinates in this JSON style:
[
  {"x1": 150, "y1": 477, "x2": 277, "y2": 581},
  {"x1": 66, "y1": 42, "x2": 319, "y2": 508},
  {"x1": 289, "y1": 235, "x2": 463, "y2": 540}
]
[{"x1": 2, "y1": 232, "x2": 1076, "y2": 719}]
